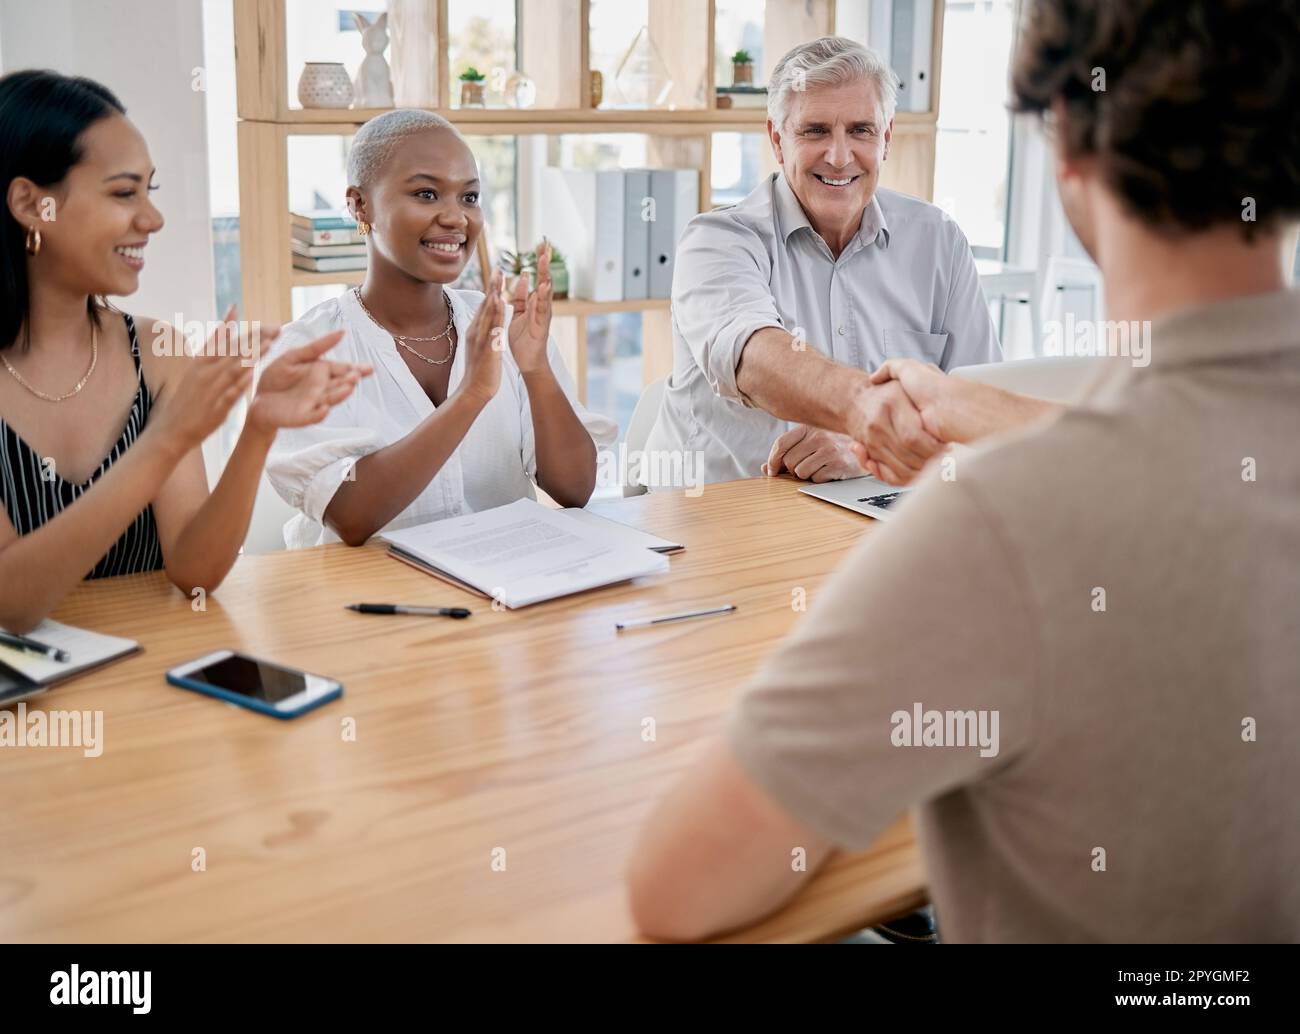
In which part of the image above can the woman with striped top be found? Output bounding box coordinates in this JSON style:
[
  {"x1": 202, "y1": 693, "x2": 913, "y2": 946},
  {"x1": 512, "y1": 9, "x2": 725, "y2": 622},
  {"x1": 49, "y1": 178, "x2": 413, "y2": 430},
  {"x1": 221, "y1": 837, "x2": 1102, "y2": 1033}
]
[{"x1": 0, "y1": 70, "x2": 371, "y2": 633}]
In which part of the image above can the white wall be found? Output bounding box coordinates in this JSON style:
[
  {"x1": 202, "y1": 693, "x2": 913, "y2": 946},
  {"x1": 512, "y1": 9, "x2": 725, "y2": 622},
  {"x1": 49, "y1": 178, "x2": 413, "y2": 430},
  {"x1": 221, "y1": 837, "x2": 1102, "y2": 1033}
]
[{"x1": 0, "y1": 0, "x2": 216, "y2": 326}]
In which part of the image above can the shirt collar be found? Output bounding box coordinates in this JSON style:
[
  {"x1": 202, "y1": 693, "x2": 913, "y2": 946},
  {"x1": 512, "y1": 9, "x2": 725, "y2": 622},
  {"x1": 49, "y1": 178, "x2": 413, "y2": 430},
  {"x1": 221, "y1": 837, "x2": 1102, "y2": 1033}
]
[
  {"x1": 772, "y1": 170, "x2": 891, "y2": 252},
  {"x1": 341, "y1": 286, "x2": 467, "y2": 406}
]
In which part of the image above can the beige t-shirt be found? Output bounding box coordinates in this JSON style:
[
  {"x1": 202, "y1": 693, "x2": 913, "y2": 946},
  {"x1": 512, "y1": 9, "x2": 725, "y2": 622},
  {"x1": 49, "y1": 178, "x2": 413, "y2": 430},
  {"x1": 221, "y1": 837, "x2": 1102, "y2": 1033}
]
[{"x1": 728, "y1": 286, "x2": 1300, "y2": 943}]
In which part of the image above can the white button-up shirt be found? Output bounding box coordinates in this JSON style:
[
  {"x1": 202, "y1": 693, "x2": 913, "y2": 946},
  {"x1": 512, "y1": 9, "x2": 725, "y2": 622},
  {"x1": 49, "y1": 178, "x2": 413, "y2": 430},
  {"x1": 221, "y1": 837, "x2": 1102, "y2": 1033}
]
[
  {"x1": 645, "y1": 171, "x2": 1001, "y2": 484},
  {"x1": 265, "y1": 287, "x2": 617, "y2": 549}
]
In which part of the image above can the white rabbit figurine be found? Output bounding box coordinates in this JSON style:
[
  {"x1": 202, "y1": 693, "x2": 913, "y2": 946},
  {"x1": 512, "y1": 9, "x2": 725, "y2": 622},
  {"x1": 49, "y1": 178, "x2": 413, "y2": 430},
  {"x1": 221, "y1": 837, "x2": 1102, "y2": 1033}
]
[{"x1": 353, "y1": 11, "x2": 394, "y2": 108}]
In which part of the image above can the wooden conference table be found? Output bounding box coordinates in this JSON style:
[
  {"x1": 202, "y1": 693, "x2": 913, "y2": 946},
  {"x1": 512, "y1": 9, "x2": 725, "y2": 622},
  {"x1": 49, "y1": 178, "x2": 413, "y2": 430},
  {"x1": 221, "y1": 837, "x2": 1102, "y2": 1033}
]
[{"x1": 0, "y1": 477, "x2": 925, "y2": 942}]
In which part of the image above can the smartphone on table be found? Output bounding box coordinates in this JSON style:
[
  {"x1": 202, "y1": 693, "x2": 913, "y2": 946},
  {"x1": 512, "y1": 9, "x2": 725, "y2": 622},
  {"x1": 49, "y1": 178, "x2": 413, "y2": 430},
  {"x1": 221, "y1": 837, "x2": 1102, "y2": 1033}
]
[{"x1": 167, "y1": 650, "x2": 341, "y2": 719}]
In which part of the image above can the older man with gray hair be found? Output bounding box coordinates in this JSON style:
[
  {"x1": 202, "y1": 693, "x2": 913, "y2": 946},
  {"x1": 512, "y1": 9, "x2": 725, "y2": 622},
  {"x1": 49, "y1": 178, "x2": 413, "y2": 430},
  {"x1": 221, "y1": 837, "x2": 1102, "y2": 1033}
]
[{"x1": 645, "y1": 36, "x2": 1000, "y2": 486}]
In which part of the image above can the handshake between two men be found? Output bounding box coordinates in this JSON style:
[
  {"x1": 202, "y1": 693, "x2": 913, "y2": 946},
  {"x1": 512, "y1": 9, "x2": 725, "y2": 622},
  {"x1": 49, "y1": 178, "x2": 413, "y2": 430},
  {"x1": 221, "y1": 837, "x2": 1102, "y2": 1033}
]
[{"x1": 742, "y1": 330, "x2": 1063, "y2": 489}]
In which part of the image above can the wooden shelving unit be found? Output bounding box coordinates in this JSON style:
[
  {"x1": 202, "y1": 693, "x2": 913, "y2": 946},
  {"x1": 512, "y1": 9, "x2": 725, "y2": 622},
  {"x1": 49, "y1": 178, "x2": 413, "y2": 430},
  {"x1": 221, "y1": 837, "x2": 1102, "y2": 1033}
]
[
  {"x1": 290, "y1": 262, "x2": 670, "y2": 318},
  {"x1": 234, "y1": 0, "x2": 945, "y2": 399}
]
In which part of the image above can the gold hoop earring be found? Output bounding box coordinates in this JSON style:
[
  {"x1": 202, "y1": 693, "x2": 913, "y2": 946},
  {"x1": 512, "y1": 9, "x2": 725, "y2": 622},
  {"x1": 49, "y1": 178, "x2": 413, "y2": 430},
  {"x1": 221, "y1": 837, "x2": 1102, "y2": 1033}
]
[
  {"x1": 25, "y1": 227, "x2": 41, "y2": 255},
  {"x1": 357, "y1": 221, "x2": 370, "y2": 237}
]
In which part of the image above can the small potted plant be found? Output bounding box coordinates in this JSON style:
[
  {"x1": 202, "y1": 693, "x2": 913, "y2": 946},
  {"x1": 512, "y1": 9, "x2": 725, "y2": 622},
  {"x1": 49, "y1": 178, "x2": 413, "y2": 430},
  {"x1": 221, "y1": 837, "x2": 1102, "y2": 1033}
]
[
  {"x1": 731, "y1": 49, "x2": 754, "y2": 87},
  {"x1": 459, "y1": 66, "x2": 486, "y2": 107},
  {"x1": 500, "y1": 242, "x2": 570, "y2": 300},
  {"x1": 498, "y1": 248, "x2": 528, "y2": 295},
  {"x1": 538, "y1": 242, "x2": 569, "y2": 299}
]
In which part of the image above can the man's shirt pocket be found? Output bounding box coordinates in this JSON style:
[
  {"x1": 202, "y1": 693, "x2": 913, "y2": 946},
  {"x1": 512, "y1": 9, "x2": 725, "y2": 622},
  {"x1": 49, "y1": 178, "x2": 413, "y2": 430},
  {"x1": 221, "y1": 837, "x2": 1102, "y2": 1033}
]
[{"x1": 883, "y1": 328, "x2": 950, "y2": 364}]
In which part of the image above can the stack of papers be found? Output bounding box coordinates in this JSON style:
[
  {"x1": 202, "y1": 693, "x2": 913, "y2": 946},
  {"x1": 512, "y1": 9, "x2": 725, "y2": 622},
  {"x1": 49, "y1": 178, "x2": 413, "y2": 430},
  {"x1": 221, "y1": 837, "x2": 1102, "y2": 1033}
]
[
  {"x1": 558, "y1": 507, "x2": 683, "y2": 555},
  {"x1": 382, "y1": 499, "x2": 675, "y2": 609}
]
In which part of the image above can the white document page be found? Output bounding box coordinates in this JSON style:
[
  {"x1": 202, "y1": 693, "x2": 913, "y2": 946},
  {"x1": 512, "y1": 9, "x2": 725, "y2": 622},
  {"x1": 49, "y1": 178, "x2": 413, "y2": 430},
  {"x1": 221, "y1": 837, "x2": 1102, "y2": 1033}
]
[
  {"x1": 382, "y1": 499, "x2": 669, "y2": 608},
  {"x1": 560, "y1": 508, "x2": 683, "y2": 553}
]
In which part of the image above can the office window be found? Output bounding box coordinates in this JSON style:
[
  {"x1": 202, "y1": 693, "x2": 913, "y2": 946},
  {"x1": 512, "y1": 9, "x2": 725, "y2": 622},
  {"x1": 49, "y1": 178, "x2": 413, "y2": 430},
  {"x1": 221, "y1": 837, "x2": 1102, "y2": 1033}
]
[
  {"x1": 446, "y1": 0, "x2": 517, "y2": 107},
  {"x1": 585, "y1": 313, "x2": 644, "y2": 449},
  {"x1": 284, "y1": 0, "x2": 389, "y2": 109},
  {"x1": 714, "y1": 0, "x2": 765, "y2": 88},
  {"x1": 202, "y1": 0, "x2": 240, "y2": 317},
  {"x1": 932, "y1": 0, "x2": 1015, "y2": 256},
  {"x1": 589, "y1": 0, "x2": 650, "y2": 109},
  {"x1": 553, "y1": 133, "x2": 648, "y2": 173},
  {"x1": 464, "y1": 134, "x2": 519, "y2": 278},
  {"x1": 712, "y1": 132, "x2": 767, "y2": 208}
]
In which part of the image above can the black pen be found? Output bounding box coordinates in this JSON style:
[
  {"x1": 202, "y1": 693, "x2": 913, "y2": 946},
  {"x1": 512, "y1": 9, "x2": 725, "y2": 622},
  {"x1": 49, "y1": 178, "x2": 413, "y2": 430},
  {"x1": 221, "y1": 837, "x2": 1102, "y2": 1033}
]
[
  {"x1": 346, "y1": 603, "x2": 472, "y2": 619},
  {"x1": 0, "y1": 629, "x2": 71, "y2": 662}
]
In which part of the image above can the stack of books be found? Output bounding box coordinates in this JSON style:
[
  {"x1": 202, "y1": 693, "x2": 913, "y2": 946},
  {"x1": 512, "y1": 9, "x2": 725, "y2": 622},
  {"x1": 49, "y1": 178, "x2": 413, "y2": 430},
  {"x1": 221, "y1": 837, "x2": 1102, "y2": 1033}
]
[{"x1": 291, "y1": 210, "x2": 367, "y2": 274}]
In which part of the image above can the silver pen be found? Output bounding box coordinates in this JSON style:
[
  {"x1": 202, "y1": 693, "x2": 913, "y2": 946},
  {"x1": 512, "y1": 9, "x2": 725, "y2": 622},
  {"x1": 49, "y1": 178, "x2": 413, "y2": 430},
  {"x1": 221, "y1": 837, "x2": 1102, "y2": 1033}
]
[{"x1": 615, "y1": 604, "x2": 737, "y2": 631}]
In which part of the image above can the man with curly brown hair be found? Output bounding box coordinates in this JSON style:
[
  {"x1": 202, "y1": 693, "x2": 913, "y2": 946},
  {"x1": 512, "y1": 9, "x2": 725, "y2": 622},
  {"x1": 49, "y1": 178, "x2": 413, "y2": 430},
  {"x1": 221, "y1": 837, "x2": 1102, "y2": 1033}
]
[{"x1": 628, "y1": 0, "x2": 1300, "y2": 942}]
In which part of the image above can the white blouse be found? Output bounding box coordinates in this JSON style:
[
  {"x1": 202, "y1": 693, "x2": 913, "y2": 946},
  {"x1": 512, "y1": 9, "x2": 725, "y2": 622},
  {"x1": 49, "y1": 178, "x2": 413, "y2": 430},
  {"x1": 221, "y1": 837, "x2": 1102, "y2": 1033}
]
[{"x1": 264, "y1": 287, "x2": 617, "y2": 549}]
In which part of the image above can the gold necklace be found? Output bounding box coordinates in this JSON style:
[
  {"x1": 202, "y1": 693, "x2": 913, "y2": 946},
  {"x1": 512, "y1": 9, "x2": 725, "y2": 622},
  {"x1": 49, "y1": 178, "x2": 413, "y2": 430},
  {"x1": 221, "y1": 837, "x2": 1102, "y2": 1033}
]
[
  {"x1": 2, "y1": 320, "x2": 98, "y2": 402},
  {"x1": 354, "y1": 287, "x2": 455, "y2": 366}
]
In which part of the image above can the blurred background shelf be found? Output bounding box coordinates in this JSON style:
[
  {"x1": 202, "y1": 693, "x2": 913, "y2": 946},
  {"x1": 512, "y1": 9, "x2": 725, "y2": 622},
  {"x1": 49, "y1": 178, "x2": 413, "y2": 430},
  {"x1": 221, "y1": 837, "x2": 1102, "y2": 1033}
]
[
  {"x1": 235, "y1": 0, "x2": 945, "y2": 439},
  {"x1": 283, "y1": 106, "x2": 787, "y2": 128},
  {"x1": 290, "y1": 268, "x2": 365, "y2": 288},
  {"x1": 289, "y1": 264, "x2": 671, "y2": 319},
  {"x1": 274, "y1": 105, "x2": 940, "y2": 137}
]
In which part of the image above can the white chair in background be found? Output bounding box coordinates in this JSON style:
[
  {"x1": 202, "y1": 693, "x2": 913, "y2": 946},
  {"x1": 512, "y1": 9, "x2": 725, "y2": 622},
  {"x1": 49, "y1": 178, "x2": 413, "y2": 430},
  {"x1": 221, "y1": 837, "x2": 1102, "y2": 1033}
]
[
  {"x1": 622, "y1": 377, "x2": 667, "y2": 497},
  {"x1": 950, "y1": 354, "x2": 1104, "y2": 405},
  {"x1": 1039, "y1": 255, "x2": 1105, "y2": 336},
  {"x1": 976, "y1": 258, "x2": 1042, "y2": 356},
  {"x1": 942, "y1": 358, "x2": 1104, "y2": 471}
]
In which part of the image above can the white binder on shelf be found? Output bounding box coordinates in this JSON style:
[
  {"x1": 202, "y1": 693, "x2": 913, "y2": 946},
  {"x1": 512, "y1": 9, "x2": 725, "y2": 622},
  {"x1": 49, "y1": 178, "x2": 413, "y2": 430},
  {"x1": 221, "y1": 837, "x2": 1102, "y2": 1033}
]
[
  {"x1": 648, "y1": 169, "x2": 699, "y2": 299},
  {"x1": 538, "y1": 167, "x2": 625, "y2": 302},
  {"x1": 622, "y1": 169, "x2": 651, "y2": 301},
  {"x1": 870, "y1": 0, "x2": 934, "y2": 114}
]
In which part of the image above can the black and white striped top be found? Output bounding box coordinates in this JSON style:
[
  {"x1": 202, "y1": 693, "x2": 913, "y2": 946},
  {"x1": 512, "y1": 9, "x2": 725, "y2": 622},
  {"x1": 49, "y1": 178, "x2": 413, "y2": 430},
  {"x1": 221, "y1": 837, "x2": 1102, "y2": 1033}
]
[{"x1": 0, "y1": 313, "x2": 164, "y2": 579}]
